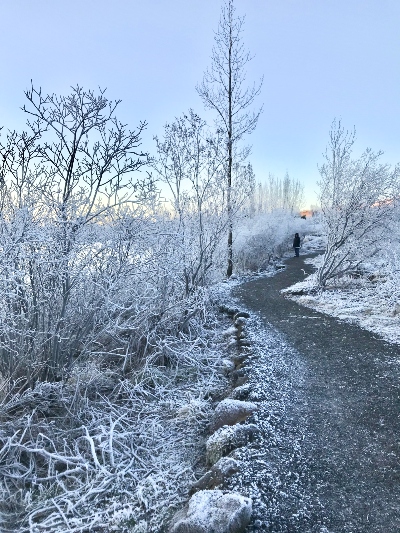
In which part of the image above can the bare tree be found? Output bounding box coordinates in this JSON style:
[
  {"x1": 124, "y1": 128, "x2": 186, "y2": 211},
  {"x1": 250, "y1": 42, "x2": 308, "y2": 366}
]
[
  {"x1": 317, "y1": 120, "x2": 400, "y2": 288},
  {"x1": 153, "y1": 110, "x2": 227, "y2": 295},
  {"x1": 249, "y1": 172, "x2": 304, "y2": 214},
  {"x1": 0, "y1": 84, "x2": 153, "y2": 385},
  {"x1": 197, "y1": 0, "x2": 262, "y2": 277}
]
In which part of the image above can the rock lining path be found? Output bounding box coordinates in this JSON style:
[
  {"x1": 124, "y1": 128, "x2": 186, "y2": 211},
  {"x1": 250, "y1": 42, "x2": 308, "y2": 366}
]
[{"x1": 233, "y1": 253, "x2": 400, "y2": 532}]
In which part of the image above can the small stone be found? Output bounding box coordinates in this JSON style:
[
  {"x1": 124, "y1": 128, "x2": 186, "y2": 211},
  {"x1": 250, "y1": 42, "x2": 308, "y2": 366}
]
[
  {"x1": 234, "y1": 317, "x2": 248, "y2": 327},
  {"x1": 235, "y1": 375, "x2": 249, "y2": 387},
  {"x1": 210, "y1": 399, "x2": 257, "y2": 432},
  {"x1": 237, "y1": 339, "x2": 251, "y2": 347},
  {"x1": 206, "y1": 424, "x2": 259, "y2": 465},
  {"x1": 169, "y1": 490, "x2": 252, "y2": 533},
  {"x1": 221, "y1": 359, "x2": 235, "y2": 375},
  {"x1": 190, "y1": 457, "x2": 240, "y2": 494},
  {"x1": 231, "y1": 384, "x2": 251, "y2": 400},
  {"x1": 231, "y1": 354, "x2": 248, "y2": 367},
  {"x1": 231, "y1": 369, "x2": 248, "y2": 386},
  {"x1": 206, "y1": 426, "x2": 236, "y2": 465},
  {"x1": 219, "y1": 305, "x2": 240, "y2": 317}
]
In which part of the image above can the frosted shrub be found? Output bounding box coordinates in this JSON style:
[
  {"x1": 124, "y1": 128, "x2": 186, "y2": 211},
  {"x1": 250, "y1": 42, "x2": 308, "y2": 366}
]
[
  {"x1": 316, "y1": 120, "x2": 400, "y2": 288},
  {"x1": 0, "y1": 206, "x2": 200, "y2": 395},
  {"x1": 377, "y1": 249, "x2": 400, "y2": 311},
  {"x1": 234, "y1": 210, "x2": 308, "y2": 272}
]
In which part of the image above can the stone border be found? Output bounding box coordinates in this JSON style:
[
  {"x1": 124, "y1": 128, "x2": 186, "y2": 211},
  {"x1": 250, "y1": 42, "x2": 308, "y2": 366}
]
[{"x1": 168, "y1": 307, "x2": 259, "y2": 533}]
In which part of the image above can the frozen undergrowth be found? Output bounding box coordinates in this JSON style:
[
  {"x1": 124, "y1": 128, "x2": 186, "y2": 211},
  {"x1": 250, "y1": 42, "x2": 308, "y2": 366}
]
[
  {"x1": 0, "y1": 320, "x2": 231, "y2": 533},
  {"x1": 283, "y1": 252, "x2": 400, "y2": 345},
  {"x1": 0, "y1": 225, "x2": 323, "y2": 532}
]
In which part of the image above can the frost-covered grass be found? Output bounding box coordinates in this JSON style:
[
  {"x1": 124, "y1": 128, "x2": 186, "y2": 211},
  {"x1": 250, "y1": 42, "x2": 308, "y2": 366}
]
[
  {"x1": 0, "y1": 316, "x2": 231, "y2": 533},
  {"x1": 282, "y1": 242, "x2": 400, "y2": 345}
]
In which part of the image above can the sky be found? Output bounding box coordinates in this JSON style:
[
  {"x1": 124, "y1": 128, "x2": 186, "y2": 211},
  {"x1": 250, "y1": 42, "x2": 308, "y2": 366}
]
[{"x1": 0, "y1": 0, "x2": 399, "y2": 208}]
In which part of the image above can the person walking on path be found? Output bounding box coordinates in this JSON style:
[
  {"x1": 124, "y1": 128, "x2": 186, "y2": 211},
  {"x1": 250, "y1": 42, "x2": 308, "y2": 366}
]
[
  {"x1": 233, "y1": 252, "x2": 400, "y2": 531},
  {"x1": 293, "y1": 232, "x2": 301, "y2": 257}
]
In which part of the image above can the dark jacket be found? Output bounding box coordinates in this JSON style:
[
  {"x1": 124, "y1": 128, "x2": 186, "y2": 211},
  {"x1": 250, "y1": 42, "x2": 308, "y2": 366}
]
[{"x1": 293, "y1": 235, "x2": 301, "y2": 248}]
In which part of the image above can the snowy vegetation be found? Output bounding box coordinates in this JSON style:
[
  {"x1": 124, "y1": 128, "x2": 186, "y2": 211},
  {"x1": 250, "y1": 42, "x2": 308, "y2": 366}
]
[
  {"x1": 283, "y1": 232, "x2": 400, "y2": 345},
  {"x1": 3, "y1": 0, "x2": 400, "y2": 529},
  {"x1": 0, "y1": 333, "x2": 229, "y2": 531},
  {"x1": 0, "y1": 8, "x2": 304, "y2": 528},
  {"x1": 283, "y1": 121, "x2": 400, "y2": 345},
  {"x1": 316, "y1": 120, "x2": 400, "y2": 288}
]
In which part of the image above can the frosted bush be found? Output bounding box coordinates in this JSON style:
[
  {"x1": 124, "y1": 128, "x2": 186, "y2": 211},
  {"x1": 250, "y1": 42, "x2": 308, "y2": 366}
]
[
  {"x1": 234, "y1": 210, "x2": 311, "y2": 272},
  {"x1": 377, "y1": 249, "x2": 400, "y2": 309}
]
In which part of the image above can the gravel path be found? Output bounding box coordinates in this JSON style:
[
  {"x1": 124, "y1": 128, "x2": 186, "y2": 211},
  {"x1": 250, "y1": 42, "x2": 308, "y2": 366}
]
[{"x1": 232, "y1": 253, "x2": 400, "y2": 532}]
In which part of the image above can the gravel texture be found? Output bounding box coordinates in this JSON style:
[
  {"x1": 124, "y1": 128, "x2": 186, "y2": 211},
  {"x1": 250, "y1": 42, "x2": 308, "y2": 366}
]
[{"x1": 228, "y1": 253, "x2": 400, "y2": 532}]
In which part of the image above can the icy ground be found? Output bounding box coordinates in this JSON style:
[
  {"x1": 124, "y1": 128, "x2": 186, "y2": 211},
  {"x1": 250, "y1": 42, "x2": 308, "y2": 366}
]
[
  {"x1": 224, "y1": 315, "x2": 320, "y2": 531},
  {"x1": 215, "y1": 243, "x2": 400, "y2": 531},
  {"x1": 282, "y1": 249, "x2": 400, "y2": 345}
]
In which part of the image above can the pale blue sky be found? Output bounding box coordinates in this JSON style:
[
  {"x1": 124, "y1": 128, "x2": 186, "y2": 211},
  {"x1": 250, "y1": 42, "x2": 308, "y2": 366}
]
[{"x1": 1, "y1": 0, "x2": 399, "y2": 207}]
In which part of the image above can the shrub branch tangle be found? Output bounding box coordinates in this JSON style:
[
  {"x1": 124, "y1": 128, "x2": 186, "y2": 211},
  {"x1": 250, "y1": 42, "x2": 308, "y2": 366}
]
[
  {"x1": 197, "y1": 0, "x2": 263, "y2": 277},
  {"x1": 0, "y1": 85, "x2": 153, "y2": 389},
  {"x1": 153, "y1": 110, "x2": 254, "y2": 296},
  {"x1": 317, "y1": 120, "x2": 400, "y2": 288}
]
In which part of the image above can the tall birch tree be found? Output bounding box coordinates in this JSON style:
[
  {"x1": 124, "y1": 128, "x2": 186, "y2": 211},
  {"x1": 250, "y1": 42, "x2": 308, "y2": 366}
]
[{"x1": 197, "y1": 0, "x2": 263, "y2": 277}]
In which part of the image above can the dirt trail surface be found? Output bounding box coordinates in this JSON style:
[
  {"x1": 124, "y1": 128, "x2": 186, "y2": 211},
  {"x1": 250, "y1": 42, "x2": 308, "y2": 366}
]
[{"x1": 231, "y1": 254, "x2": 400, "y2": 532}]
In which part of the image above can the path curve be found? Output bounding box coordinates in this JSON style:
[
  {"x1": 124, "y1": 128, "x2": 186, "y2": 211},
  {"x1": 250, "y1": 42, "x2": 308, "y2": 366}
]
[{"x1": 234, "y1": 254, "x2": 400, "y2": 532}]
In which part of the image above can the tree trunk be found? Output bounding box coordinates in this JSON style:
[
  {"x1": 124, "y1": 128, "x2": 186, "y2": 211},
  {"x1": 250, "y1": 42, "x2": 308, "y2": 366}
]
[{"x1": 226, "y1": 9, "x2": 233, "y2": 278}]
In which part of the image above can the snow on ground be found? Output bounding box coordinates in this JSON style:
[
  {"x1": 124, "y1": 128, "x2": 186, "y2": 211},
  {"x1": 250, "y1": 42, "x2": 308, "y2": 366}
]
[
  {"x1": 212, "y1": 282, "x2": 318, "y2": 531},
  {"x1": 282, "y1": 248, "x2": 400, "y2": 345},
  {"x1": 300, "y1": 233, "x2": 325, "y2": 254}
]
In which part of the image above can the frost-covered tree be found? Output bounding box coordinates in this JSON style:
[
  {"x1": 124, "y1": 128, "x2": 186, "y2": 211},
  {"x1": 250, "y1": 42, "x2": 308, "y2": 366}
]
[
  {"x1": 197, "y1": 0, "x2": 262, "y2": 277},
  {"x1": 249, "y1": 172, "x2": 304, "y2": 214},
  {"x1": 153, "y1": 110, "x2": 254, "y2": 295},
  {"x1": 317, "y1": 120, "x2": 400, "y2": 288},
  {"x1": 0, "y1": 85, "x2": 154, "y2": 386}
]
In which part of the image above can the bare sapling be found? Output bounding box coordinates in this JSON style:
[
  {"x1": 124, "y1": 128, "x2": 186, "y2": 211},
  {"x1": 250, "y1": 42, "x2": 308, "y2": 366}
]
[
  {"x1": 317, "y1": 119, "x2": 400, "y2": 288},
  {"x1": 197, "y1": 0, "x2": 262, "y2": 277}
]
